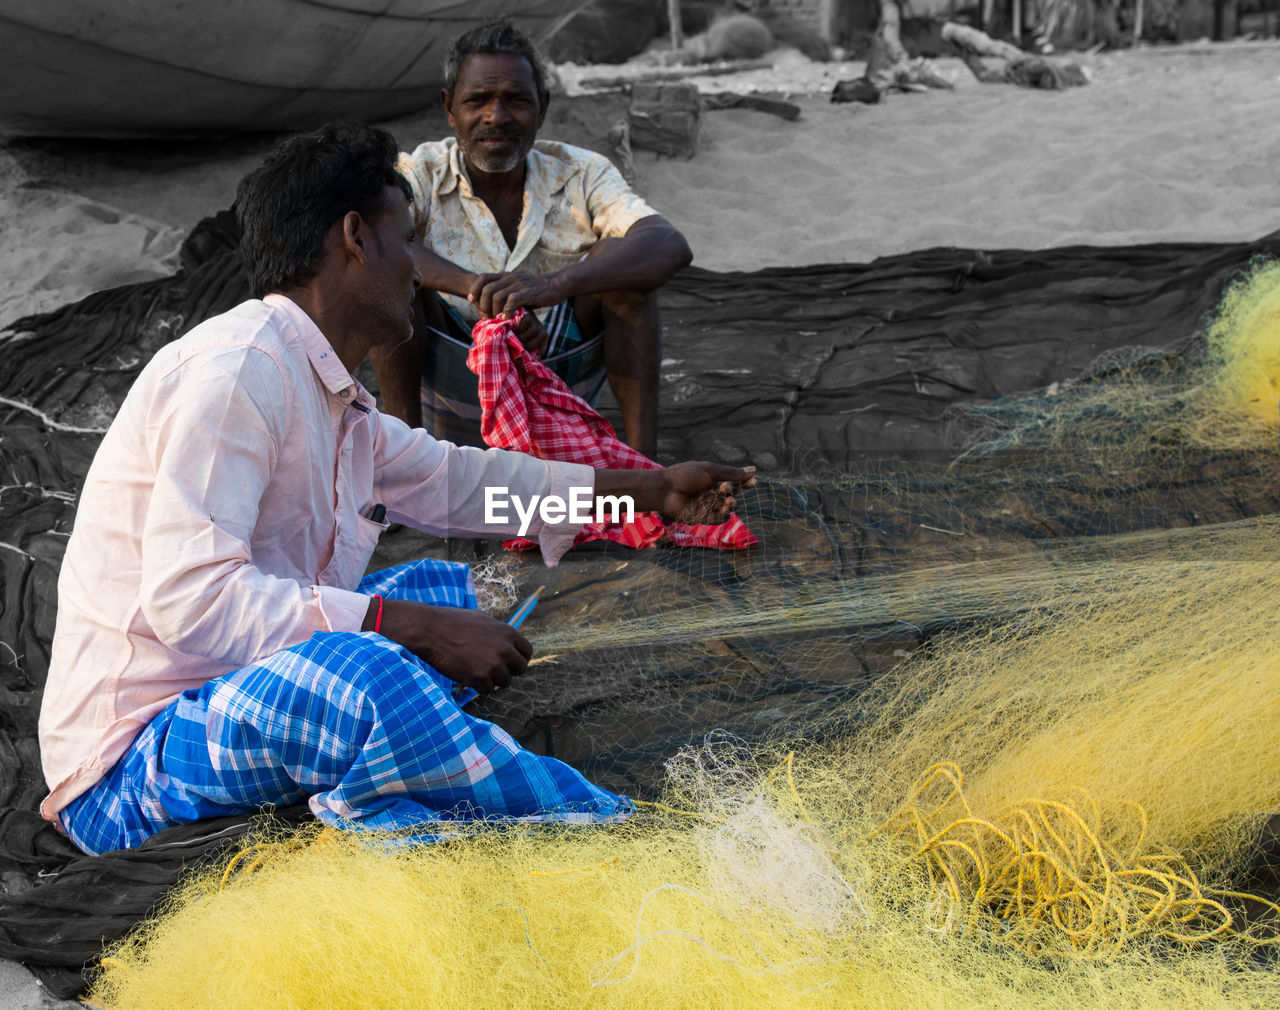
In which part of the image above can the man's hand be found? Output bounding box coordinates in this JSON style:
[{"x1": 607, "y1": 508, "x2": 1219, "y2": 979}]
[
  {"x1": 656, "y1": 461, "x2": 758, "y2": 524},
  {"x1": 596, "y1": 462, "x2": 758, "y2": 525},
  {"x1": 467, "y1": 272, "x2": 563, "y2": 319},
  {"x1": 370, "y1": 599, "x2": 532, "y2": 693},
  {"x1": 513, "y1": 311, "x2": 551, "y2": 358}
]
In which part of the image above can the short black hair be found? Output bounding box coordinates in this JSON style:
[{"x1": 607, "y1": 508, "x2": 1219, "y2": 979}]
[
  {"x1": 443, "y1": 18, "x2": 551, "y2": 110},
  {"x1": 235, "y1": 121, "x2": 412, "y2": 299}
]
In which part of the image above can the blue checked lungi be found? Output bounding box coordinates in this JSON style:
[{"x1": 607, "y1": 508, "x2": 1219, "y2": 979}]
[{"x1": 61, "y1": 559, "x2": 631, "y2": 855}]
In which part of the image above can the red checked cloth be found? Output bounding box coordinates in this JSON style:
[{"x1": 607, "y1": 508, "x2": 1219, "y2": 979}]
[{"x1": 466, "y1": 311, "x2": 756, "y2": 550}]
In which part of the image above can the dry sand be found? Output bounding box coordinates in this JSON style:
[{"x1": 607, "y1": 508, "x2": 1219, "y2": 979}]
[
  {"x1": 1, "y1": 37, "x2": 1279, "y2": 1008},
  {"x1": 4, "y1": 40, "x2": 1280, "y2": 333},
  {"x1": 593, "y1": 41, "x2": 1280, "y2": 269}
]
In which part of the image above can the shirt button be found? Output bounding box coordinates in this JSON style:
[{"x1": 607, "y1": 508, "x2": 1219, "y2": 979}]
[{"x1": 339, "y1": 388, "x2": 351, "y2": 399}]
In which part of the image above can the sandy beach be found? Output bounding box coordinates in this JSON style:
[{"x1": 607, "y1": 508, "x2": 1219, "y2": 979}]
[
  {"x1": 2, "y1": 36, "x2": 1280, "y2": 1009},
  {"x1": 4, "y1": 40, "x2": 1280, "y2": 335}
]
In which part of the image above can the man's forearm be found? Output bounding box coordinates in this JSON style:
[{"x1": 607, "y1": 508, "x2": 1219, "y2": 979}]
[
  {"x1": 553, "y1": 217, "x2": 693, "y2": 299},
  {"x1": 463, "y1": 218, "x2": 693, "y2": 319},
  {"x1": 414, "y1": 244, "x2": 481, "y2": 299}
]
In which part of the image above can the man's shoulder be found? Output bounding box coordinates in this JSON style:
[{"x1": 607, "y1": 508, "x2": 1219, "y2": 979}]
[
  {"x1": 148, "y1": 299, "x2": 293, "y2": 384},
  {"x1": 114, "y1": 300, "x2": 297, "y2": 436},
  {"x1": 530, "y1": 140, "x2": 619, "y2": 177},
  {"x1": 399, "y1": 137, "x2": 457, "y2": 180}
]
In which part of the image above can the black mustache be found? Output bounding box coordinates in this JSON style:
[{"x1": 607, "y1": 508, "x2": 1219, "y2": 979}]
[{"x1": 475, "y1": 130, "x2": 521, "y2": 142}]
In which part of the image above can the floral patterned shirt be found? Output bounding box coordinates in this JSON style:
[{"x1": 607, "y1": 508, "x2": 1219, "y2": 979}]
[{"x1": 397, "y1": 138, "x2": 658, "y2": 325}]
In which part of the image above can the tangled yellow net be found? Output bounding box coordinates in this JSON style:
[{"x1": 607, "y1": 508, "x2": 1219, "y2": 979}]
[
  {"x1": 86, "y1": 264, "x2": 1280, "y2": 1009},
  {"x1": 878, "y1": 761, "x2": 1277, "y2": 957},
  {"x1": 1206, "y1": 258, "x2": 1280, "y2": 430}
]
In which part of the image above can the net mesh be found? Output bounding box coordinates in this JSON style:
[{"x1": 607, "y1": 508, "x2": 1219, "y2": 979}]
[{"x1": 83, "y1": 263, "x2": 1280, "y2": 1006}]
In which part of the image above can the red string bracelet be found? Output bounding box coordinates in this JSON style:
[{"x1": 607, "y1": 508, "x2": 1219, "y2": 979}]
[{"x1": 372, "y1": 595, "x2": 384, "y2": 635}]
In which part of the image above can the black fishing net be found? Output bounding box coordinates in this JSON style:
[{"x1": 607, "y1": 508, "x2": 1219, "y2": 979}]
[{"x1": 2, "y1": 216, "x2": 1278, "y2": 996}]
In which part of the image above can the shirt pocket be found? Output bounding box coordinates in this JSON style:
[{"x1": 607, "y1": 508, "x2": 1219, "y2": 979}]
[
  {"x1": 354, "y1": 511, "x2": 391, "y2": 576},
  {"x1": 533, "y1": 198, "x2": 596, "y2": 267}
]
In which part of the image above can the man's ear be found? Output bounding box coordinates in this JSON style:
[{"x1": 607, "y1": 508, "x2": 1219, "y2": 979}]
[
  {"x1": 340, "y1": 211, "x2": 369, "y2": 265},
  {"x1": 442, "y1": 88, "x2": 455, "y2": 128},
  {"x1": 537, "y1": 91, "x2": 550, "y2": 128}
]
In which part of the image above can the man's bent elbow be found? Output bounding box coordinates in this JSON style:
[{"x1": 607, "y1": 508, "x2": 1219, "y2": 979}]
[
  {"x1": 672, "y1": 232, "x2": 694, "y2": 271},
  {"x1": 626, "y1": 216, "x2": 693, "y2": 281},
  {"x1": 140, "y1": 571, "x2": 263, "y2": 666},
  {"x1": 654, "y1": 222, "x2": 693, "y2": 274}
]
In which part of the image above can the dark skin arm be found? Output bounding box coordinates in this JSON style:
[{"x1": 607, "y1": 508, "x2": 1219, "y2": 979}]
[
  {"x1": 363, "y1": 461, "x2": 755, "y2": 693},
  {"x1": 367, "y1": 601, "x2": 532, "y2": 695},
  {"x1": 467, "y1": 215, "x2": 693, "y2": 320},
  {"x1": 373, "y1": 215, "x2": 689, "y2": 384},
  {"x1": 411, "y1": 243, "x2": 483, "y2": 299},
  {"x1": 366, "y1": 264, "x2": 553, "y2": 426}
]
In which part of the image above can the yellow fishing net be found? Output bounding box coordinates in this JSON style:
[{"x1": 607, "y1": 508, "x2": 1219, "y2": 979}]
[{"x1": 89, "y1": 264, "x2": 1280, "y2": 1008}]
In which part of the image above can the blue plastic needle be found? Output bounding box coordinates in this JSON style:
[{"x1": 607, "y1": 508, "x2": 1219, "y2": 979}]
[{"x1": 507, "y1": 586, "x2": 544, "y2": 629}]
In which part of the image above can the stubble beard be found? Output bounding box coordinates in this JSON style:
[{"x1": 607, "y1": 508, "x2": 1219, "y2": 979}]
[
  {"x1": 364, "y1": 286, "x2": 416, "y2": 351},
  {"x1": 464, "y1": 133, "x2": 532, "y2": 175}
]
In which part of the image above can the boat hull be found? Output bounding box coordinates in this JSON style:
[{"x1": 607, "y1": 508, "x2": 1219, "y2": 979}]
[{"x1": 0, "y1": 3, "x2": 579, "y2": 138}]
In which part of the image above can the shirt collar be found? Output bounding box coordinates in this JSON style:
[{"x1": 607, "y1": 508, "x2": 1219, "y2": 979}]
[
  {"x1": 524, "y1": 143, "x2": 578, "y2": 202},
  {"x1": 440, "y1": 140, "x2": 465, "y2": 197},
  {"x1": 262, "y1": 293, "x2": 370, "y2": 406},
  {"x1": 440, "y1": 138, "x2": 577, "y2": 203}
]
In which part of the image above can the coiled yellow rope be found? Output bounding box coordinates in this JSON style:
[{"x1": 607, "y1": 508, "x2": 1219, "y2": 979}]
[{"x1": 877, "y1": 762, "x2": 1280, "y2": 957}]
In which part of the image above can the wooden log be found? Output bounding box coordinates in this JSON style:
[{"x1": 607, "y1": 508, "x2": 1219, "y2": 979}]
[
  {"x1": 941, "y1": 22, "x2": 1087, "y2": 89},
  {"x1": 579, "y1": 59, "x2": 773, "y2": 90},
  {"x1": 668, "y1": 0, "x2": 684, "y2": 51},
  {"x1": 940, "y1": 21, "x2": 1025, "y2": 60},
  {"x1": 702, "y1": 93, "x2": 802, "y2": 120},
  {"x1": 871, "y1": 0, "x2": 910, "y2": 68}
]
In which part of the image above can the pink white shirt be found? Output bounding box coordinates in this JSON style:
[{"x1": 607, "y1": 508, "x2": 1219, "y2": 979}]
[{"x1": 39, "y1": 294, "x2": 590, "y2": 823}]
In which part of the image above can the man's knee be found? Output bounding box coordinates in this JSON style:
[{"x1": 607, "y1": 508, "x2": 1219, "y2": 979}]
[
  {"x1": 599, "y1": 288, "x2": 658, "y2": 317},
  {"x1": 261, "y1": 632, "x2": 422, "y2": 708},
  {"x1": 579, "y1": 238, "x2": 663, "y2": 325},
  {"x1": 576, "y1": 289, "x2": 660, "y2": 343}
]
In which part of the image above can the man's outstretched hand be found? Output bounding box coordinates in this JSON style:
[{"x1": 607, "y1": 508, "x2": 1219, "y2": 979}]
[
  {"x1": 368, "y1": 599, "x2": 531, "y2": 693},
  {"x1": 596, "y1": 462, "x2": 758, "y2": 526},
  {"x1": 362, "y1": 463, "x2": 756, "y2": 688}
]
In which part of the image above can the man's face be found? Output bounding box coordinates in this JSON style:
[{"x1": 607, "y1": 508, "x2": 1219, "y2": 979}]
[
  {"x1": 444, "y1": 52, "x2": 542, "y2": 176},
  {"x1": 360, "y1": 185, "x2": 422, "y2": 347}
]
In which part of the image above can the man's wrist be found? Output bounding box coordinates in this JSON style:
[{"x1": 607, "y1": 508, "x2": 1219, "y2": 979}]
[
  {"x1": 595, "y1": 468, "x2": 663, "y2": 513},
  {"x1": 547, "y1": 267, "x2": 573, "y2": 303},
  {"x1": 361, "y1": 595, "x2": 382, "y2": 632}
]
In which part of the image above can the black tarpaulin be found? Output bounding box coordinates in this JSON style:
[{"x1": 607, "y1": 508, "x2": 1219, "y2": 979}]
[{"x1": 2, "y1": 218, "x2": 1278, "y2": 996}]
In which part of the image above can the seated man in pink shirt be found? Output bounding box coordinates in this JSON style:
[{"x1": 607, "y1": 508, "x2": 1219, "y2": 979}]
[{"x1": 37, "y1": 122, "x2": 754, "y2": 854}]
